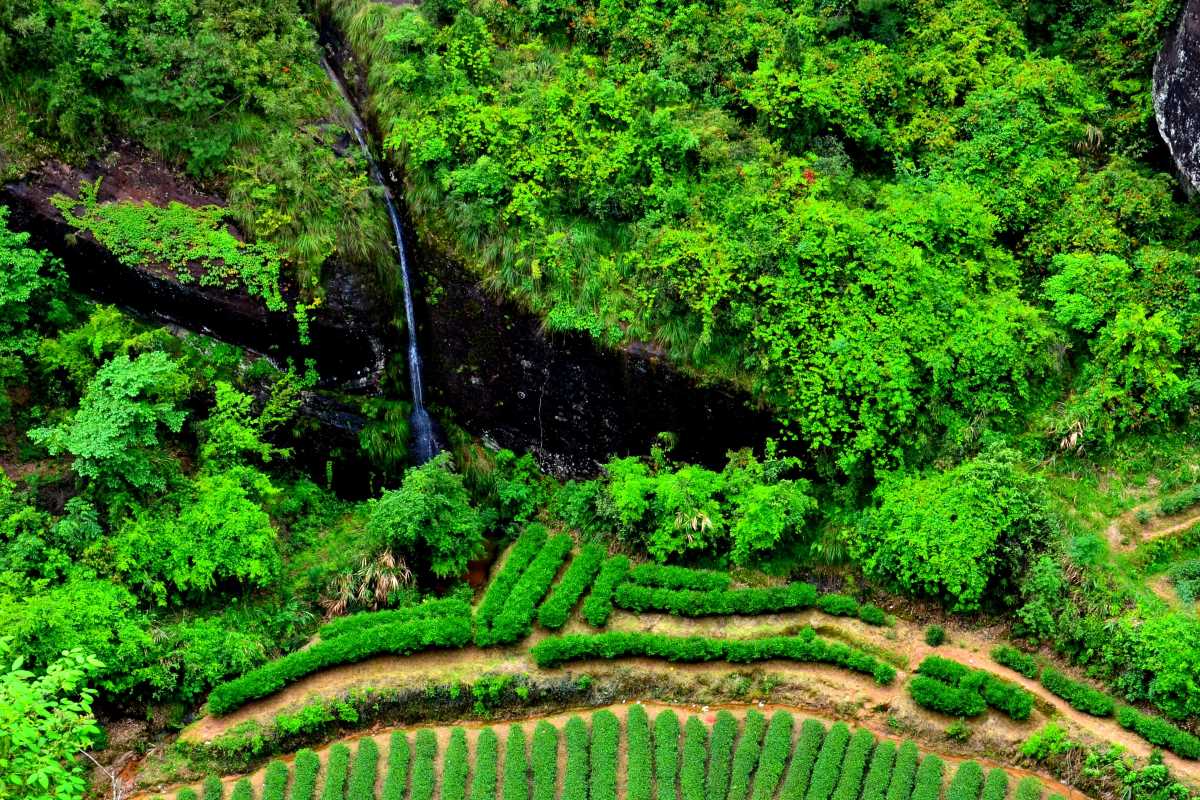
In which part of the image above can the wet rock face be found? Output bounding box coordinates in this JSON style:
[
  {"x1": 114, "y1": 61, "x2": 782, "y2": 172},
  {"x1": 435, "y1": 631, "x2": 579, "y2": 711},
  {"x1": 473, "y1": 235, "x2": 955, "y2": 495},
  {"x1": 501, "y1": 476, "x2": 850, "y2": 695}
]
[{"x1": 1155, "y1": 0, "x2": 1200, "y2": 195}]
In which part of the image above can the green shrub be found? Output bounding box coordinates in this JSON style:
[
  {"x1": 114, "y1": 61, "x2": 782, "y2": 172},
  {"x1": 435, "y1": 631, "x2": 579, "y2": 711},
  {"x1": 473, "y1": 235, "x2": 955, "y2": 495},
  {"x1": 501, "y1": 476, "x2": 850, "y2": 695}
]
[
  {"x1": 831, "y1": 729, "x2": 875, "y2": 800},
  {"x1": 1159, "y1": 485, "x2": 1200, "y2": 516},
  {"x1": 320, "y1": 599, "x2": 472, "y2": 640},
  {"x1": 412, "y1": 730, "x2": 438, "y2": 800},
  {"x1": 590, "y1": 710, "x2": 619, "y2": 800},
  {"x1": 321, "y1": 744, "x2": 351, "y2": 800},
  {"x1": 230, "y1": 780, "x2": 253, "y2": 800},
  {"x1": 1115, "y1": 706, "x2": 1200, "y2": 759},
  {"x1": 916, "y1": 655, "x2": 970, "y2": 684},
  {"x1": 1013, "y1": 777, "x2": 1043, "y2": 800},
  {"x1": 530, "y1": 629, "x2": 895, "y2": 683},
  {"x1": 470, "y1": 729, "x2": 499, "y2": 800},
  {"x1": 885, "y1": 741, "x2": 919, "y2": 800},
  {"x1": 613, "y1": 581, "x2": 818, "y2": 616},
  {"x1": 208, "y1": 615, "x2": 472, "y2": 714},
  {"x1": 348, "y1": 738, "x2": 379, "y2": 800},
  {"x1": 627, "y1": 705, "x2": 653, "y2": 800},
  {"x1": 908, "y1": 675, "x2": 987, "y2": 717},
  {"x1": 262, "y1": 761, "x2": 288, "y2": 800},
  {"x1": 980, "y1": 769, "x2": 1008, "y2": 800},
  {"x1": 859, "y1": 605, "x2": 888, "y2": 626},
  {"x1": 382, "y1": 733, "x2": 410, "y2": 800},
  {"x1": 910, "y1": 756, "x2": 944, "y2": 800},
  {"x1": 537, "y1": 544, "x2": 605, "y2": 629},
  {"x1": 682, "y1": 716, "x2": 709, "y2": 800},
  {"x1": 503, "y1": 725, "x2": 529, "y2": 800},
  {"x1": 442, "y1": 729, "x2": 469, "y2": 800},
  {"x1": 484, "y1": 533, "x2": 573, "y2": 645},
  {"x1": 179, "y1": 789, "x2": 200, "y2": 800},
  {"x1": 531, "y1": 722, "x2": 558, "y2": 800},
  {"x1": 581, "y1": 556, "x2": 630, "y2": 627},
  {"x1": 1039, "y1": 667, "x2": 1114, "y2": 716},
  {"x1": 563, "y1": 717, "x2": 589, "y2": 800},
  {"x1": 291, "y1": 750, "x2": 320, "y2": 800},
  {"x1": 627, "y1": 563, "x2": 732, "y2": 591},
  {"x1": 727, "y1": 710, "x2": 766, "y2": 800},
  {"x1": 925, "y1": 626, "x2": 946, "y2": 647},
  {"x1": 860, "y1": 741, "x2": 896, "y2": 800},
  {"x1": 750, "y1": 711, "x2": 793, "y2": 800},
  {"x1": 476, "y1": 526, "x2": 549, "y2": 632},
  {"x1": 991, "y1": 646, "x2": 1038, "y2": 679},
  {"x1": 203, "y1": 777, "x2": 224, "y2": 800},
  {"x1": 779, "y1": 719, "x2": 825, "y2": 800},
  {"x1": 817, "y1": 593, "x2": 861, "y2": 617},
  {"x1": 707, "y1": 711, "x2": 737, "y2": 800},
  {"x1": 967, "y1": 672, "x2": 1035, "y2": 721},
  {"x1": 655, "y1": 709, "x2": 681, "y2": 800},
  {"x1": 947, "y1": 761, "x2": 983, "y2": 800},
  {"x1": 804, "y1": 722, "x2": 850, "y2": 800}
]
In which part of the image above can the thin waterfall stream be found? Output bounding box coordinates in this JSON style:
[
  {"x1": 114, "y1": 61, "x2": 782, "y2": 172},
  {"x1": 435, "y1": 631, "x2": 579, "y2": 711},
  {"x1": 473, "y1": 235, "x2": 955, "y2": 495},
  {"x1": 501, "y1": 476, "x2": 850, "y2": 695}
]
[{"x1": 323, "y1": 58, "x2": 440, "y2": 464}]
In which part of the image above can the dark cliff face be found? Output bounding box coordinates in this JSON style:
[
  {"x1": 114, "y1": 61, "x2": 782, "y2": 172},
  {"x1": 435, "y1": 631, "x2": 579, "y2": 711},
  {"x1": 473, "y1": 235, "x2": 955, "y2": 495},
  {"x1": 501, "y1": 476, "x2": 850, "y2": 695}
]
[{"x1": 1155, "y1": 0, "x2": 1200, "y2": 195}]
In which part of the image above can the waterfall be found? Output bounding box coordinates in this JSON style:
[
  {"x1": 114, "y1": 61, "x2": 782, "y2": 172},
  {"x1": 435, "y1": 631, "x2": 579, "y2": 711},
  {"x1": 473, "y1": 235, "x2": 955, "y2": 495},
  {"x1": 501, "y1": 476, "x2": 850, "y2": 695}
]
[{"x1": 323, "y1": 58, "x2": 440, "y2": 464}]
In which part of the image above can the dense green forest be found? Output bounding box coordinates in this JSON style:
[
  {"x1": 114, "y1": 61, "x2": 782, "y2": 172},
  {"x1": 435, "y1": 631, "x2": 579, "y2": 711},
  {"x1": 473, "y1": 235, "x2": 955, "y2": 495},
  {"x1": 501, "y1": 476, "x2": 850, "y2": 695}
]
[{"x1": 4, "y1": 0, "x2": 1200, "y2": 799}]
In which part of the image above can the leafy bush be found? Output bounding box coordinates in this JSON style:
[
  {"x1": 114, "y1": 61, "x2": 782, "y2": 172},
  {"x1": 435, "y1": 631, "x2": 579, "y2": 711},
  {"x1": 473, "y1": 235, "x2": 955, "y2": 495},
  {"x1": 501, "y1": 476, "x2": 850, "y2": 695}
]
[
  {"x1": 981, "y1": 769, "x2": 1008, "y2": 800},
  {"x1": 1039, "y1": 667, "x2": 1114, "y2": 716},
  {"x1": 503, "y1": 725, "x2": 528, "y2": 800},
  {"x1": 476, "y1": 526, "x2": 548, "y2": 630},
  {"x1": 179, "y1": 789, "x2": 199, "y2": 800},
  {"x1": 654, "y1": 709, "x2": 680, "y2": 800},
  {"x1": 471, "y1": 729, "x2": 499, "y2": 800},
  {"x1": 537, "y1": 544, "x2": 605, "y2": 629},
  {"x1": 589, "y1": 710, "x2": 619, "y2": 800},
  {"x1": 382, "y1": 733, "x2": 410, "y2": 800},
  {"x1": 916, "y1": 656, "x2": 971, "y2": 685},
  {"x1": 627, "y1": 705, "x2": 653, "y2": 800},
  {"x1": 727, "y1": 710, "x2": 766, "y2": 800},
  {"x1": 860, "y1": 741, "x2": 896, "y2": 800},
  {"x1": 348, "y1": 738, "x2": 379, "y2": 800},
  {"x1": 261, "y1": 761, "x2": 288, "y2": 800},
  {"x1": 1159, "y1": 485, "x2": 1200, "y2": 516},
  {"x1": 910, "y1": 756, "x2": 944, "y2": 800},
  {"x1": 203, "y1": 777, "x2": 224, "y2": 800},
  {"x1": 531, "y1": 721, "x2": 558, "y2": 800},
  {"x1": 831, "y1": 729, "x2": 875, "y2": 800},
  {"x1": 530, "y1": 629, "x2": 895, "y2": 683},
  {"x1": 291, "y1": 750, "x2": 320, "y2": 800},
  {"x1": 1013, "y1": 777, "x2": 1043, "y2": 800},
  {"x1": 908, "y1": 675, "x2": 987, "y2": 717},
  {"x1": 483, "y1": 533, "x2": 572, "y2": 645},
  {"x1": 817, "y1": 594, "x2": 860, "y2": 618},
  {"x1": 681, "y1": 716, "x2": 708, "y2": 800},
  {"x1": 627, "y1": 563, "x2": 731, "y2": 591},
  {"x1": 924, "y1": 626, "x2": 945, "y2": 647},
  {"x1": 208, "y1": 615, "x2": 472, "y2": 714},
  {"x1": 947, "y1": 761, "x2": 983, "y2": 800},
  {"x1": 562, "y1": 717, "x2": 589, "y2": 800},
  {"x1": 320, "y1": 744, "x2": 351, "y2": 800},
  {"x1": 915, "y1": 656, "x2": 1034, "y2": 720},
  {"x1": 966, "y1": 673, "x2": 1035, "y2": 721},
  {"x1": 804, "y1": 722, "x2": 850, "y2": 800},
  {"x1": 320, "y1": 598, "x2": 471, "y2": 640},
  {"x1": 1115, "y1": 706, "x2": 1200, "y2": 759},
  {"x1": 1168, "y1": 559, "x2": 1200, "y2": 604},
  {"x1": 613, "y1": 581, "x2": 818, "y2": 617},
  {"x1": 780, "y1": 719, "x2": 826, "y2": 800},
  {"x1": 859, "y1": 605, "x2": 888, "y2": 626},
  {"x1": 750, "y1": 711, "x2": 793, "y2": 800},
  {"x1": 707, "y1": 711, "x2": 737, "y2": 800},
  {"x1": 230, "y1": 779, "x2": 253, "y2": 800},
  {"x1": 412, "y1": 730, "x2": 438, "y2": 800},
  {"x1": 580, "y1": 556, "x2": 630, "y2": 627},
  {"x1": 443, "y1": 729, "x2": 469, "y2": 800},
  {"x1": 885, "y1": 741, "x2": 919, "y2": 800},
  {"x1": 991, "y1": 646, "x2": 1039, "y2": 679}
]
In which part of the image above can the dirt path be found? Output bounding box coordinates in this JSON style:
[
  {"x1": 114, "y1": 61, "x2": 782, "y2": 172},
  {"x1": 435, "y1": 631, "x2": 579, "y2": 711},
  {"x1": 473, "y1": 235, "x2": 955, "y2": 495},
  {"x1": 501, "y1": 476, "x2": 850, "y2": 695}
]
[{"x1": 1103, "y1": 504, "x2": 1200, "y2": 552}]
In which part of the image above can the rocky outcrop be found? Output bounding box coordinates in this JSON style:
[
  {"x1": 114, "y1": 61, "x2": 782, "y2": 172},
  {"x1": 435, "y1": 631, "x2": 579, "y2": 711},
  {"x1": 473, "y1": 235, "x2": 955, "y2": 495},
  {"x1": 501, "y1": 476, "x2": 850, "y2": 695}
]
[{"x1": 1155, "y1": 0, "x2": 1200, "y2": 195}]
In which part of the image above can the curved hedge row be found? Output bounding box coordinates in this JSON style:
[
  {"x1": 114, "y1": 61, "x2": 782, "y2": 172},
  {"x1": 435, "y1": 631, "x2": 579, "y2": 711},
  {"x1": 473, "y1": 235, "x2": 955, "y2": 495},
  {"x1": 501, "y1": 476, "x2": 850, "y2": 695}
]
[
  {"x1": 503, "y1": 726, "x2": 528, "y2": 800},
  {"x1": 627, "y1": 704, "x2": 653, "y2": 800},
  {"x1": 319, "y1": 598, "x2": 471, "y2": 640},
  {"x1": 531, "y1": 721, "x2": 558, "y2": 800},
  {"x1": 860, "y1": 741, "x2": 896, "y2": 800},
  {"x1": 908, "y1": 675, "x2": 987, "y2": 717},
  {"x1": 707, "y1": 710, "x2": 738, "y2": 800},
  {"x1": 581, "y1": 555, "x2": 630, "y2": 627},
  {"x1": 727, "y1": 710, "x2": 766, "y2": 800},
  {"x1": 563, "y1": 717, "x2": 589, "y2": 800},
  {"x1": 471, "y1": 729, "x2": 499, "y2": 800},
  {"x1": 348, "y1": 738, "x2": 379, "y2": 800},
  {"x1": 590, "y1": 710, "x2": 619, "y2": 800},
  {"x1": 682, "y1": 716, "x2": 708, "y2": 800},
  {"x1": 1040, "y1": 667, "x2": 1114, "y2": 717},
  {"x1": 804, "y1": 722, "x2": 850, "y2": 800},
  {"x1": 412, "y1": 731, "x2": 437, "y2": 800},
  {"x1": 613, "y1": 581, "x2": 818, "y2": 617},
  {"x1": 208, "y1": 615, "x2": 472, "y2": 714},
  {"x1": 780, "y1": 718, "x2": 825, "y2": 800},
  {"x1": 912, "y1": 656, "x2": 1034, "y2": 720},
  {"x1": 991, "y1": 645, "x2": 1038, "y2": 679},
  {"x1": 476, "y1": 526, "x2": 548, "y2": 631},
  {"x1": 481, "y1": 533, "x2": 573, "y2": 646},
  {"x1": 537, "y1": 543, "x2": 605, "y2": 629},
  {"x1": 627, "y1": 563, "x2": 732, "y2": 591},
  {"x1": 655, "y1": 709, "x2": 681, "y2": 800},
  {"x1": 1116, "y1": 706, "x2": 1200, "y2": 759},
  {"x1": 292, "y1": 749, "x2": 320, "y2": 800},
  {"x1": 443, "y1": 729, "x2": 469, "y2": 800},
  {"x1": 382, "y1": 733, "x2": 410, "y2": 800},
  {"x1": 530, "y1": 629, "x2": 896, "y2": 683},
  {"x1": 751, "y1": 711, "x2": 793, "y2": 800},
  {"x1": 831, "y1": 729, "x2": 875, "y2": 800}
]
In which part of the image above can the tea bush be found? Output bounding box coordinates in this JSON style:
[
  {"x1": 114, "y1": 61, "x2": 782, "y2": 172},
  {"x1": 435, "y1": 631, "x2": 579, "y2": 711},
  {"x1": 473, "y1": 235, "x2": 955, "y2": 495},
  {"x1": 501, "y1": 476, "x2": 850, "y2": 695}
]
[
  {"x1": 726, "y1": 710, "x2": 766, "y2": 800},
  {"x1": 580, "y1": 556, "x2": 629, "y2": 627},
  {"x1": 537, "y1": 544, "x2": 604, "y2": 630}
]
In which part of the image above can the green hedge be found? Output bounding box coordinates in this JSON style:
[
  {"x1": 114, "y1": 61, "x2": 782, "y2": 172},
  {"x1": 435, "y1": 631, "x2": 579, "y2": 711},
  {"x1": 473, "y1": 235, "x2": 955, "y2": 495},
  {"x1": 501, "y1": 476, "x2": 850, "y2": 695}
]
[
  {"x1": 727, "y1": 710, "x2": 766, "y2": 800},
  {"x1": 442, "y1": 729, "x2": 469, "y2": 800},
  {"x1": 1013, "y1": 777, "x2": 1043, "y2": 800},
  {"x1": 707, "y1": 710, "x2": 737, "y2": 800},
  {"x1": 655, "y1": 709, "x2": 681, "y2": 800},
  {"x1": 751, "y1": 711, "x2": 794, "y2": 800},
  {"x1": 908, "y1": 675, "x2": 987, "y2": 717},
  {"x1": 858, "y1": 605, "x2": 888, "y2": 626},
  {"x1": 913, "y1": 657, "x2": 1033, "y2": 720},
  {"x1": 965, "y1": 673, "x2": 1034, "y2": 721},
  {"x1": 831, "y1": 729, "x2": 875, "y2": 800},
  {"x1": 816, "y1": 593, "x2": 860, "y2": 617},
  {"x1": 179, "y1": 789, "x2": 199, "y2": 800},
  {"x1": 910, "y1": 756, "x2": 944, "y2": 800},
  {"x1": 230, "y1": 780, "x2": 253, "y2": 800},
  {"x1": 860, "y1": 741, "x2": 896, "y2": 800},
  {"x1": 980, "y1": 769, "x2": 1008, "y2": 800},
  {"x1": 503, "y1": 725, "x2": 529, "y2": 800},
  {"x1": 613, "y1": 581, "x2": 817, "y2": 617},
  {"x1": 202, "y1": 776, "x2": 224, "y2": 800},
  {"x1": 947, "y1": 761, "x2": 983, "y2": 800},
  {"x1": 530, "y1": 629, "x2": 896, "y2": 683},
  {"x1": 537, "y1": 544, "x2": 605, "y2": 629},
  {"x1": 476, "y1": 526, "x2": 548, "y2": 631},
  {"x1": 1116, "y1": 706, "x2": 1200, "y2": 759},
  {"x1": 320, "y1": 744, "x2": 351, "y2": 800},
  {"x1": 916, "y1": 656, "x2": 972, "y2": 685},
  {"x1": 1040, "y1": 667, "x2": 1114, "y2": 717},
  {"x1": 291, "y1": 750, "x2": 320, "y2": 800},
  {"x1": 348, "y1": 738, "x2": 379, "y2": 800},
  {"x1": 382, "y1": 733, "x2": 410, "y2": 800},
  {"x1": 531, "y1": 721, "x2": 558, "y2": 800},
  {"x1": 319, "y1": 598, "x2": 471, "y2": 640},
  {"x1": 482, "y1": 533, "x2": 573, "y2": 645},
  {"x1": 804, "y1": 722, "x2": 850, "y2": 800},
  {"x1": 682, "y1": 716, "x2": 709, "y2": 800},
  {"x1": 262, "y1": 761, "x2": 288, "y2": 800},
  {"x1": 627, "y1": 563, "x2": 732, "y2": 591},
  {"x1": 470, "y1": 729, "x2": 499, "y2": 800},
  {"x1": 581, "y1": 555, "x2": 630, "y2": 627},
  {"x1": 991, "y1": 645, "x2": 1038, "y2": 679},
  {"x1": 627, "y1": 705, "x2": 653, "y2": 800},
  {"x1": 412, "y1": 730, "x2": 438, "y2": 800},
  {"x1": 780, "y1": 718, "x2": 825, "y2": 800},
  {"x1": 590, "y1": 710, "x2": 619, "y2": 800},
  {"x1": 563, "y1": 717, "x2": 589, "y2": 800},
  {"x1": 885, "y1": 741, "x2": 919, "y2": 800},
  {"x1": 208, "y1": 615, "x2": 472, "y2": 714}
]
